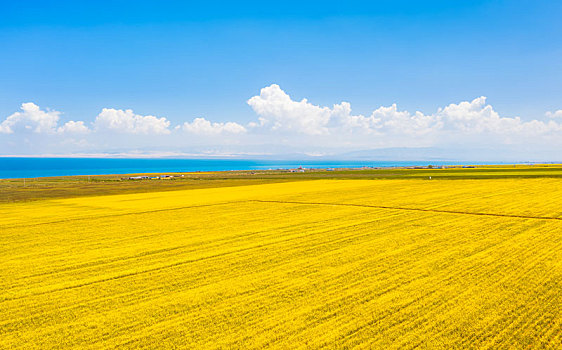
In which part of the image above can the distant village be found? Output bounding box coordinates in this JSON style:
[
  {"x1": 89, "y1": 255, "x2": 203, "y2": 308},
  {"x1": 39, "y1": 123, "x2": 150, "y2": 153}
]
[
  {"x1": 125, "y1": 174, "x2": 184, "y2": 180},
  {"x1": 123, "y1": 164, "x2": 477, "y2": 180}
]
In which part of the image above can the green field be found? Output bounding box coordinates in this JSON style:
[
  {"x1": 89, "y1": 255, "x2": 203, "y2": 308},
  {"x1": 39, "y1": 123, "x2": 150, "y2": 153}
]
[{"x1": 3, "y1": 164, "x2": 562, "y2": 203}]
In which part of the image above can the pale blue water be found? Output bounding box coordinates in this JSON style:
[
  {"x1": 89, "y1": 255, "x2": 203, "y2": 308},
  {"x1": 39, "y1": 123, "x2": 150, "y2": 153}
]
[{"x1": 0, "y1": 158, "x2": 475, "y2": 179}]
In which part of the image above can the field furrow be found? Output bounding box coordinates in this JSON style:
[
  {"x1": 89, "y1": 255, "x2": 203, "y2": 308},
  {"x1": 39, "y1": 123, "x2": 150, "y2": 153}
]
[{"x1": 1, "y1": 179, "x2": 561, "y2": 348}]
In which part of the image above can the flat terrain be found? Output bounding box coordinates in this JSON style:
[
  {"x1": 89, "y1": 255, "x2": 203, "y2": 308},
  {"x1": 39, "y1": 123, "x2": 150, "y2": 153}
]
[
  {"x1": 3, "y1": 163, "x2": 562, "y2": 203},
  {"x1": 1, "y1": 168, "x2": 562, "y2": 348}
]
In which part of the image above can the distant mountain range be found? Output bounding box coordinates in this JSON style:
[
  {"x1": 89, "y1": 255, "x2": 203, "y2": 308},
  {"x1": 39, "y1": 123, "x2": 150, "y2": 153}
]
[{"x1": 4, "y1": 146, "x2": 559, "y2": 164}]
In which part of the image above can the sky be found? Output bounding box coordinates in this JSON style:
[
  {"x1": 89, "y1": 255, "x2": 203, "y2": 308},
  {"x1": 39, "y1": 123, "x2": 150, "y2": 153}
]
[{"x1": 1, "y1": 0, "x2": 562, "y2": 160}]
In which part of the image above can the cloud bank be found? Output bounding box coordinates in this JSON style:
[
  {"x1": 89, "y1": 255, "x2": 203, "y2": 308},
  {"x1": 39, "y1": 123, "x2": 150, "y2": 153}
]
[
  {"x1": 247, "y1": 84, "x2": 562, "y2": 140},
  {"x1": 546, "y1": 110, "x2": 562, "y2": 119},
  {"x1": 180, "y1": 118, "x2": 246, "y2": 135},
  {"x1": 2, "y1": 84, "x2": 562, "y2": 159},
  {"x1": 94, "y1": 108, "x2": 171, "y2": 135}
]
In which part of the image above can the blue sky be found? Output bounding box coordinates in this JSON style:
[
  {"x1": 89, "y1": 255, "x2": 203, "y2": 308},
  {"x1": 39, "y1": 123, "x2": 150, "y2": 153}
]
[{"x1": 1, "y1": 0, "x2": 562, "y2": 159}]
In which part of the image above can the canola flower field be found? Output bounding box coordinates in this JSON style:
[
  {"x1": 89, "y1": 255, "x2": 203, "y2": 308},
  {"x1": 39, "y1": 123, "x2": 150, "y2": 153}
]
[{"x1": 1, "y1": 177, "x2": 562, "y2": 348}]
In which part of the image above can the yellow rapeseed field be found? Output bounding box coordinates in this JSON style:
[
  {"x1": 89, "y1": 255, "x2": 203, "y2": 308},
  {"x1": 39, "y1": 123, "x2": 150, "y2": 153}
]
[{"x1": 1, "y1": 179, "x2": 562, "y2": 348}]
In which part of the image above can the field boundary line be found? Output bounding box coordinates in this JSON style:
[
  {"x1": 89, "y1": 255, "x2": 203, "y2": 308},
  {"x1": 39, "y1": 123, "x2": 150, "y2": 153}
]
[{"x1": 249, "y1": 200, "x2": 562, "y2": 222}]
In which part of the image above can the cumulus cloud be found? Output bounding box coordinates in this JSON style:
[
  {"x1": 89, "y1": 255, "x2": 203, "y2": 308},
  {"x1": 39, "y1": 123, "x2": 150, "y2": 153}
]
[
  {"x1": 349, "y1": 104, "x2": 441, "y2": 136},
  {"x1": 247, "y1": 84, "x2": 334, "y2": 135},
  {"x1": 247, "y1": 84, "x2": 562, "y2": 139},
  {"x1": 437, "y1": 97, "x2": 562, "y2": 136},
  {"x1": 180, "y1": 117, "x2": 246, "y2": 135},
  {"x1": 246, "y1": 85, "x2": 442, "y2": 136},
  {"x1": 57, "y1": 120, "x2": 90, "y2": 134},
  {"x1": 438, "y1": 97, "x2": 516, "y2": 133},
  {"x1": 546, "y1": 110, "x2": 562, "y2": 119},
  {"x1": 94, "y1": 108, "x2": 171, "y2": 134},
  {"x1": 4, "y1": 89, "x2": 562, "y2": 157},
  {"x1": 0, "y1": 102, "x2": 61, "y2": 134}
]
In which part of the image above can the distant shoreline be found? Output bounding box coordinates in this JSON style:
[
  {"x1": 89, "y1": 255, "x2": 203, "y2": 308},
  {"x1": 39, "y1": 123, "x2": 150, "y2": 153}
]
[
  {"x1": 0, "y1": 158, "x2": 503, "y2": 179},
  {"x1": 3, "y1": 164, "x2": 562, "y2": 203},
  {"x1": 1, "y1": 162, "x2": 560, "y2": 181}
]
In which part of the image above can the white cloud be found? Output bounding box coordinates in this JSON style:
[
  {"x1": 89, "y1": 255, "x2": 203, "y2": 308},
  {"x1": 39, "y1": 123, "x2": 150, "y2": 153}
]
[
  {"x1": 180, "y1": 117, "x2": 246, "y2": 135},
  {"x1": 0, "y1": 102, "x2": 61, "y2": 134},
  {"x1": 247, "y1": 84, "x2": 334, "y2": 135},
  {"x1": 247, "y1": 85, "x2": 562, "y2": 140},
  {"x1": 438, "y1": 96, "x2": 514, "y2": 133},
  {"x1": 437, "y1": 97, "x2": 562, "y2": 136},
  {"x1": 3, "y1": 90, "x2": 562, "y2": 157},
  {"x1": 58, "y1": 120, "x2": 90, "y2": 134},
  {"x1": 546, "y1": 110, "x2": 562, "y2": 119},
  {"x1": 246, "y1": 84, "x2": 442, "y2": 136},
  {"x1": 365, "y1": 104, "x2": 441, "y2": 136},
  {"x1": 94, "y1": 108, "x2": 171, "y2": 134}
]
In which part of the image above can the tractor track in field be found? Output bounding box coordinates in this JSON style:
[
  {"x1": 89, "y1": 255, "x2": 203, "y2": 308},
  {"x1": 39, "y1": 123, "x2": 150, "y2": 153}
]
[
  {"x1": 6, "y1": 198, "x2": 562, "y2": 230},
  {"x1": 1, "y1": 215, "x2": 387, "y2": 303},
  {"x1": 0, "y1": 201, "x2": 240, "y2": 229}
]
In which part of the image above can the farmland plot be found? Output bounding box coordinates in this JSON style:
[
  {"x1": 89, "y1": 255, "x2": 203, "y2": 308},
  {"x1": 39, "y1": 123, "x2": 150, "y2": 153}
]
[{"x1": 1, "y1": 179, "x2": 561, "y2": 348}]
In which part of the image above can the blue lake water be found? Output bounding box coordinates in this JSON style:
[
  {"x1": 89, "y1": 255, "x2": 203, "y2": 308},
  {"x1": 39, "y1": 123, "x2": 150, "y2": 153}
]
[{"x1": 0, "y1": 158, "x2": 478, "y2": 179}]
